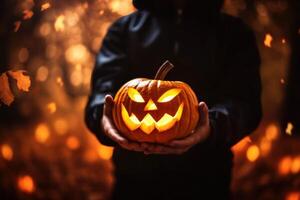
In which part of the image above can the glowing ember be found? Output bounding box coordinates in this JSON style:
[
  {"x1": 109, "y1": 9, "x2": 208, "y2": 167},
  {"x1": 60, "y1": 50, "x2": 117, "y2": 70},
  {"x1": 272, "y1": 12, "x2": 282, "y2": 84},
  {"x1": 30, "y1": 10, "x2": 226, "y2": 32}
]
[
  {"x1": 265, "y1": 124, "x2": 279, "y2": 141},
  {"x1": 17, "y1": 175, "x2": 35, "y2": 193},
  {"x1": 278, "y1": 156, "x2": 293, "y2": 175},
  {"x1": 66, "y1": 136, "x2": 80, "y2": 150},
  {"x1": 35, "y1": 124, "x2": 50, "y2": 143},
  {"x1": 23, "y1": 10, "x2": 34, "y2": 20},
  {"x1": 282, "y1": 38, "x2": 286, "y2": 44},
  {"x1": 286, "y1": 192, "x2": 300, "y2": 200},
  {"x1": 281, "y1": 78, "x2": 286, "y2": 84},
  {"x1": 264, "y1": 33, "x2": 273, "y2": 48},
  {"x1": 54, "y1": 15, "x2": 65, "y2": 32},
  {"x1": 47, "y1": 102, "x2": 57, "y2": 114},
  {"x1": 41, "y1": 2, "x2": 51, "y2": 11},
  {"x1": 97, "y1": 145, "x2": 114, "y2": 160},
  {"x1": 1, "y1": 144, "x2": 13, "y2": 161},
  {"x1": 246, "y1": 145, "x2": 260, "y2": 162},
  {"x1": 286, "y1": 123, "x2": 294, "y2": 136}
]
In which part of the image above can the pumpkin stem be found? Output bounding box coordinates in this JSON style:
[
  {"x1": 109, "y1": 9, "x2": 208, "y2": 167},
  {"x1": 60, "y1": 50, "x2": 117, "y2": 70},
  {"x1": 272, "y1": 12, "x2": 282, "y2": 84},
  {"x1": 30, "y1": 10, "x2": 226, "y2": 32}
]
[{"x1": 154, "y1": 60, "x2": 174, "y2": 80}]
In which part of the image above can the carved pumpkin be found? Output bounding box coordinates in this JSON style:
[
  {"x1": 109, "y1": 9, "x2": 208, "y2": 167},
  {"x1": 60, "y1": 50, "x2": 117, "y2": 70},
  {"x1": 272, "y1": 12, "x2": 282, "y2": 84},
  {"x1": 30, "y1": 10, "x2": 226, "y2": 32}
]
[{"x1": 112, "y1": 61, "x2": 199, "y2": 143}]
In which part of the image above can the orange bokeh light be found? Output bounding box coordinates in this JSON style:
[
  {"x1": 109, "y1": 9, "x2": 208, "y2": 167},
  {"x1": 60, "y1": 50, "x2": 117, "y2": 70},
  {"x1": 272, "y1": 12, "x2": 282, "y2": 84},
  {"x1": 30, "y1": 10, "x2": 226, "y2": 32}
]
[
  {"x1": 246, "y1": 145, "x2": 260, "y2": 162},
  {"x1": 35, "y1": 124, "x2": 50, "y2": 143},
  {"x1": 66, "y1": 136, "x2": 80, "y2": 150},
  {"x1": 97, "y1": 145, "x2": 114, "y2": 160},
  {"x1": 17, "y1": 175, "x2": 35, "y2": 193},
  {"x1": 1, "y1": 144, "x2": 14, "y2": 161}
]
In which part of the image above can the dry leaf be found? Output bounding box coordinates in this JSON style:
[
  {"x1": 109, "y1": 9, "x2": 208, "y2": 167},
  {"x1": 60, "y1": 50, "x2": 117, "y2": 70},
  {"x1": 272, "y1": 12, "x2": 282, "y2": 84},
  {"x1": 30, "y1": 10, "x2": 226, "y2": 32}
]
[
  {"x1": 8, "y1": 70, "x2": 31, "y2": 92},
  {"x1": 23, "y1": 10, "x2": 34, "y2": 20},
  {"x1": 41, "y1": 3, "x2": 51, "y2": 11},
  {"x1": 0, "y1": 73, "x2": 14, "y2": 105},
  {"x1": 14, "y1": 21, "x2": 21, "y2": 32}
]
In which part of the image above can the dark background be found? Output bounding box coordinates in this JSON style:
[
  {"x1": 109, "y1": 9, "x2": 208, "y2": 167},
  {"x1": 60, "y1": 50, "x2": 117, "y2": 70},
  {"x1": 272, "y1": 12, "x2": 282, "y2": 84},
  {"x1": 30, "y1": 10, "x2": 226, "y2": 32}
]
[{"x1": 0, "y1": 0, "x2": 300, "y2": 199}]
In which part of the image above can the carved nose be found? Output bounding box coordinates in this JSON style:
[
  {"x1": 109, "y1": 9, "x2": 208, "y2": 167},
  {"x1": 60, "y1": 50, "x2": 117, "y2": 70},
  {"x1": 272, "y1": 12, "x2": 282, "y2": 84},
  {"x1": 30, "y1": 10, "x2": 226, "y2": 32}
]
[{"x1": 144, "y1": 99, "x2": 157, "y2": 111}]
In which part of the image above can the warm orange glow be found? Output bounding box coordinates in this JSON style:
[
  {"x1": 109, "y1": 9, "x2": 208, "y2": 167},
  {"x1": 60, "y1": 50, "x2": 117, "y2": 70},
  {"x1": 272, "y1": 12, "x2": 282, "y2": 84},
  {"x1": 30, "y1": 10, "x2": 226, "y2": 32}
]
[
  {"x1": 128, "y1": 88, "x2": 145, "y2": 103},
  {"x1": 109, "y1": 0, "x2": 134, "y2": 16},
  {"x1": 66, "y1": 136, "x2": 80, "y2": 150},
  {"x1": 232, "y1": 136, "x2": 252, "y2": 152},
  {"x1": 1, "y1": 144, "x2": 13, "y2": 161},
  {"x1": 41, "y1": 3, "x2": 51, "y2": 11},
  {"x1": 264, "y1": 33, "x2": 273, "y2": 48},
  {"x1": 282, "y1": 38, "x2": 286, "y2": 44},
  {"x1": 54, "y1": 15, "x2": 65, "y2": 32},
  {"x1": 65, "y1": 44, "x2": 89, "y2": 64},
  {"x1": 18, "y1": 48, "x2": 29, "y2": 63},
  {"x1": 35, "y1": 124, "x2": 50, "y2": 143},
  {"x1": 158, "y1": 89, "x2": 181, "y2": 103},
  {"x1": 36, "y1": 66, "x2": 49, "y2": 82},
  {"x1": 286, "y1": 192, "x2": 300, "y2": 200},
  {"x1": 246, "y1": 145, "x2": 260, "y2": 162},
  {"x1": 23, "y1": 10, "x2": 34, "y2": 20},
  {"x1": 286, "y1": 122, "x2": 294, "y2": 136},
  {"x1": 291, "y1": 157, "x2": 300, "y2": 174},
  {"x1": 56, "y1": 77, "x2": 64, "y2": 86},
  {"x1": 121, "y1": 103, "x2": 184, "y2": 134},
  {"x1": 144, "y1": 99, "x2": 157, "y2": 111},
  {"x1": 265, "y1": 124, "x2": 279, "y2": 141},
  {"x1": 278, "y1": 156, "x2": 293, "y2": 175},
  {"x1": 53, "y1": 118, "x2": 69, "y2": 135},
  {"x1": 259, "y1": 139, "x2": 272, "y2": 156},
  {"x1": 97, "y1": 145, "x2": 114, "y2": 160},
  {"x1": 47, "y1": 102, "x2": 56, "y2": 114},
  {"x1": 18, "y1": 175, "x2": 35, "y2": 193}
]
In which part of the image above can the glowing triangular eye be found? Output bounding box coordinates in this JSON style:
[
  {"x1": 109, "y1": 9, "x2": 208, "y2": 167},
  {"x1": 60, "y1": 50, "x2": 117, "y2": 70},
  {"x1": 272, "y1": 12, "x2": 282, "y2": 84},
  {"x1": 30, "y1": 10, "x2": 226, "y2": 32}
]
[
  {"x1": 128, "y1": 88, "x2": 145, "y2": 103},
  {"x1": 158, "y1": 89, "x2": 181, "y2": 103}
]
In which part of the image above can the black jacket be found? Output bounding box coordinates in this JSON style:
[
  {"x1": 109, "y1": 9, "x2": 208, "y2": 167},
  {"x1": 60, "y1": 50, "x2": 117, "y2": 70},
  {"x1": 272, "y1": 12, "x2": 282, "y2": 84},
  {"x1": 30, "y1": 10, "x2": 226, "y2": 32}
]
[{"x1": 85, "y1": 0, "x2": 261, "y2": 198}]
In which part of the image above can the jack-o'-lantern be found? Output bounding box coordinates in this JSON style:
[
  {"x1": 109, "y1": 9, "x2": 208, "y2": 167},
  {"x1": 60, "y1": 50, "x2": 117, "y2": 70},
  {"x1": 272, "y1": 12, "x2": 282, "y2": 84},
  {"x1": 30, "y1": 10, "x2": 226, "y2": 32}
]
[{"x1": 112, "y1": 61, "x2": 199, "y2": 143}]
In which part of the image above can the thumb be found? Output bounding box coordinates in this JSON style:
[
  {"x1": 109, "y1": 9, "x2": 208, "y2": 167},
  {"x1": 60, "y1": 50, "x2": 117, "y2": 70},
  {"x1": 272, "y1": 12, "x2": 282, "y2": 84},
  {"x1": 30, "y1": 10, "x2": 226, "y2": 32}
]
[
  {"x1": 103, "y1": 95, "x2": 114, "y2": 116},
  {"x1": 198, "y1": 102, "x2": 209, "y2": 126}
]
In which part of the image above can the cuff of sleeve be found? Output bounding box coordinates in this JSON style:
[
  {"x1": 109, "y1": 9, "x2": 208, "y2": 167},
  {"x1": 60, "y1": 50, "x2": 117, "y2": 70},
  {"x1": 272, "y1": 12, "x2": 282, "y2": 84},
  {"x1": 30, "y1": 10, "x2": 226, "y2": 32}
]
[
  {"x1": 85, "y1": 102, "x2": 117, "y2": 147},
  {"x1": 208, "y1": 109, "x2": 232, "y2": 148}
]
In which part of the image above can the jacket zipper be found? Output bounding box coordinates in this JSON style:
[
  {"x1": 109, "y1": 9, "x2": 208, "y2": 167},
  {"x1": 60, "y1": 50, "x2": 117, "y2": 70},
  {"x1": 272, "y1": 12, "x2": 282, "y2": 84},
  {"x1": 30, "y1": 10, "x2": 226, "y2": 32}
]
[{"x1": 174, "y1": 8, "x2": 183, "y2": 56}]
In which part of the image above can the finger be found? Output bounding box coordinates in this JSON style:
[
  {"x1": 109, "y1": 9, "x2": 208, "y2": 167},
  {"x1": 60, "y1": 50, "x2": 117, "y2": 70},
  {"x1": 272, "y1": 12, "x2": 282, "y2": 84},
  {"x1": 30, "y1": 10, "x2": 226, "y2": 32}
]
[
  {"x1": 198, "y1": 102, "x2": 209, "y2": 126},
  {"x1": 103, "y1": 117, "x2": 128, "y2": 145},
  {"x1": 103, "y1": 95, "x2": 114, "y2": 117},
  {"x1": 169, "y1": 133, "x2": 199, "y2": 148}
]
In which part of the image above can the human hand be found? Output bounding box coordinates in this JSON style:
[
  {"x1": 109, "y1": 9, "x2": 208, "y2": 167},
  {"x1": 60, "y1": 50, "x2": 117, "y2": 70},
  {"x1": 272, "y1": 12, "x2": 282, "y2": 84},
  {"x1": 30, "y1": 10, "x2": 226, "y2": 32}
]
[
  {"x1": 142, "y1": 102, "x2": 211, "y2": 155},
  {"x1": 101, "y1": 95, "x2": 146, "y2": 152}
]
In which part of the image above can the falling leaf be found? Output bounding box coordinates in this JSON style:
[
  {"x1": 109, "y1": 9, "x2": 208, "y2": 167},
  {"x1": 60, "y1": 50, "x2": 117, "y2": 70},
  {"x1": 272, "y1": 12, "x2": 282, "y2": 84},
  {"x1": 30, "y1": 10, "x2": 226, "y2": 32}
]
[
  {"x1": 8, "y1": 70, "x2": 31, "y2": 92},
  {"x1": 264, "y1": 33, "x2": 273, "y2": 48},
  {"x1": 41, "y1": 2, "x2": 51, "y2": 11},
  {"x1": 286, "y1": 122, "x2": 294, "y2": 136},
  {"x1": 14, "y1": 21, "x2": 21, "y2": 32},
  {"x1": 23, "y1": 10, "x2": 34, "y2": 20},
  {"x1": 54, "y1": 15, "x2": 65, "y2": 32},
  {"x1": 0, "y1": 73, "x2": 14, "y2": 105}
]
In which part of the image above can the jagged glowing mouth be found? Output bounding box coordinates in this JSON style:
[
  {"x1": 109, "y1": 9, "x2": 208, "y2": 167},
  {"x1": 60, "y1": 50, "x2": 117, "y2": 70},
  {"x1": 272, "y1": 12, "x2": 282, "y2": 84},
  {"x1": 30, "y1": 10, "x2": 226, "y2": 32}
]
[{"x1": 121, "y1": 103, "x2": 184, "y2": 134}]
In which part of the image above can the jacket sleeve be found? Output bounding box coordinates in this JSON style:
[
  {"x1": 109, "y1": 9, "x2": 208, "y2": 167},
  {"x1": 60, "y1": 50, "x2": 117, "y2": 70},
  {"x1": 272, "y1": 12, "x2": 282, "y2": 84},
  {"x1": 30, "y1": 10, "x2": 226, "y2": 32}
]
[
  {"x1": 85, "y1": 17, "x2": 129, "y2": 146},
  {"x1": 208, "y1": 21, "x2": 262, "y2": 148}
]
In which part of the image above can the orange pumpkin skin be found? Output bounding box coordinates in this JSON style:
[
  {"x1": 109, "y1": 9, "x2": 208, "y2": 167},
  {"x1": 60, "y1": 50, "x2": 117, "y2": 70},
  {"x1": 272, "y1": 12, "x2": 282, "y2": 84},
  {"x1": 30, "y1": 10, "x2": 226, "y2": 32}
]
[{"x1": 112, "y1": 75, "x2": 199, "y2": 144}]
